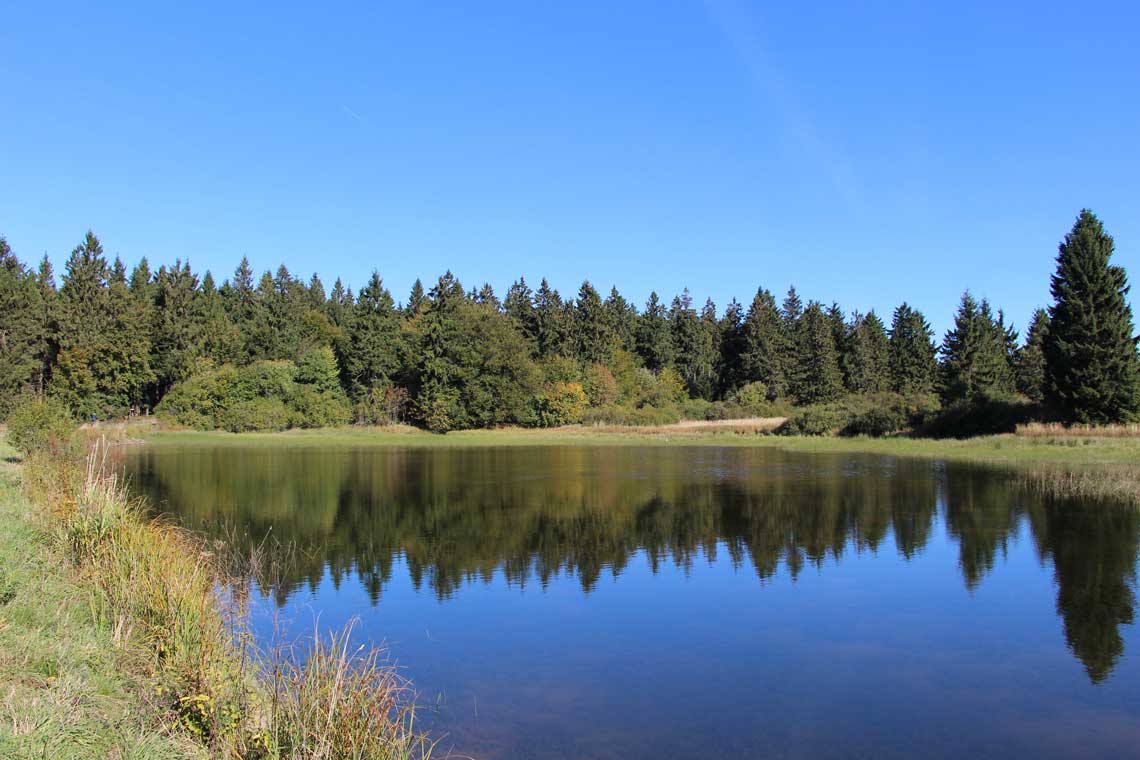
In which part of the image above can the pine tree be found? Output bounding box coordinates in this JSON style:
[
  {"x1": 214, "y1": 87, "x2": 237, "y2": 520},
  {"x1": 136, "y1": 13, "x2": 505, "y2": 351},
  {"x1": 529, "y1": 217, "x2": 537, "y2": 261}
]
[
  {"x1": 1016, "y1": 309, "x2": 1049, "y2": 403},
  {"x1": 740, "y1": 288, "x2": 786, "y2": 399},
  {"x1": 1044, "y1": 210, "x2": 1140, "y2": 423},
  {"x1": 845, "y1": 311, "x2": 890, "y2": 394},
  {"x1": 889, "y1": 303, "x2": 937, "y2": 395},
  {"x1": 794, "y1": 302, "x2": 844, "y2": 404},
  {"x1": 405, "y1": 278, "x2": 427, "y2": 318}
]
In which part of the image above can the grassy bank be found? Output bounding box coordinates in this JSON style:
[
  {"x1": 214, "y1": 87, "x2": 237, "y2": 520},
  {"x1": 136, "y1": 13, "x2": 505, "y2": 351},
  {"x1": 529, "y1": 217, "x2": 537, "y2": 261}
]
[
  {"x1": 0, "y1": 439, "x2": 200, "y2": 759},
  {"x1": 1, "y1": 433, "x2": 437, "y2": 760},
  {"x1": 139, "y1": 424, "x2": 1140, "y2": 505}
]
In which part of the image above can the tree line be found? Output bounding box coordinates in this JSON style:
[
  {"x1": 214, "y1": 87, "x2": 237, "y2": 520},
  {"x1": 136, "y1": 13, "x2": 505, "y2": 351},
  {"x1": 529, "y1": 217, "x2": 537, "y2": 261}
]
[{"x1": 1, "y1": 209, "x2": 1137, "y2": 432}]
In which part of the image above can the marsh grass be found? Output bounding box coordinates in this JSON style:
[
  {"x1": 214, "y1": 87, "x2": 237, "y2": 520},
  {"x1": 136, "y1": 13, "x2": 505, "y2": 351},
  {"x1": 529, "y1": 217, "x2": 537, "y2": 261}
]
[{"x1": 11, "y1": 437, "x2": 439, "y2": 760}]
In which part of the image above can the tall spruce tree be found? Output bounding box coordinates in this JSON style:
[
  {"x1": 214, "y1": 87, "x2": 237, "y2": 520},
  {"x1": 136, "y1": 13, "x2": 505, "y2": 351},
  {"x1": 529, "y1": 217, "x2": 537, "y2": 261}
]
[
  {"x1": 346, "y1": 272, "x2": 404, "y2": 400},
  {"x1": 0, "y1": 240, "x2": 45, "y2": 415},
  {"x1": 940, "y1": 293, "x2": 1015, "y2": 402},
  {"x1": 603, "y1": 286, "x2": 638, "y2": 353},
  {"x1": 845, "y1": 311, "x2": 890, "y2": 394},
  {"x1": 534, "y1": 279, "x2": 572, "y2": 358},
  {"x1": 636, "y1": 291, "x2": 673, "y2": 371},
  {"x1": 740, "y1": 287, "x2": 786, "y2": 399},
  {"x1": 575, "y1": 281, "x2": 612, "y2": 364},
  {"x1": 793, "y1": 302, "x2": 844, "y2": 404},
  {"x1": 1044, "y1": 210, "x2": 1140, "y2": 423},
  {"x1": 888, "y1": 303, "x2": 937, "y2": 395},
  {"x1": 1016, "y1": 309, "x2": 1049, "y2": 403},
  {"x1": 717, "y1": 299, "x2": 745, "y2": 395},
  {"x1": 670, "y1": 290, "x2": 718, "y2": 399}
]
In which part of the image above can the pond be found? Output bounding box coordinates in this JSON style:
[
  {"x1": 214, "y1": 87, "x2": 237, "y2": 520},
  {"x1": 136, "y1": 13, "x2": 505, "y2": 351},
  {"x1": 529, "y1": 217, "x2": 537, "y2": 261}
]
[{"x1": 122, "y1": 443, "x2": 1140, "y2": 759}]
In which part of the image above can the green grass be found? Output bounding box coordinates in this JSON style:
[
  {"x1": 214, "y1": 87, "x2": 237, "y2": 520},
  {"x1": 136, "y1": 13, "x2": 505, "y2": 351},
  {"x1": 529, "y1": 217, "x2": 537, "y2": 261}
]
[
  {"x1": 3, "y1": 432, "x2": 438, "y2": 760},
  {"x1": 0, "y1": 440, "x2": 201, "y2": 760},
  {"x1": 140, "y1": 424, "x2": 1140, "y2": 505}
]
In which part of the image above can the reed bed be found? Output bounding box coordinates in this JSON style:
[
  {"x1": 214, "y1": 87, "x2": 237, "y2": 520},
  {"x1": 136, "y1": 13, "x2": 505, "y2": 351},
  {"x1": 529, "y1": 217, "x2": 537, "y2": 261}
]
[{"x1": 20, "y1": 439, "x2": 439, "y2": 760}]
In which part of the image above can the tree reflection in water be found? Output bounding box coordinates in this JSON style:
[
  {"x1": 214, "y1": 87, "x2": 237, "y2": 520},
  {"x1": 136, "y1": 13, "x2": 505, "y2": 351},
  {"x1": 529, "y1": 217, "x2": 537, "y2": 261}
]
[{"x1": 124, "y1": 444, "x2": 1138, "y2": 684}]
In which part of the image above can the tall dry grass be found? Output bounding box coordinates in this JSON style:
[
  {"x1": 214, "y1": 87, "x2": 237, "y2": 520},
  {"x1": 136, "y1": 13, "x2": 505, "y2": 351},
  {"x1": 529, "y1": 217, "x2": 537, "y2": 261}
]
[
  {"x1": 1016, "y1": 421, "x2": 1140, "y2": 438},
  {"x1": 22, "y1": 438, "x2": 440, "y2": 760}
]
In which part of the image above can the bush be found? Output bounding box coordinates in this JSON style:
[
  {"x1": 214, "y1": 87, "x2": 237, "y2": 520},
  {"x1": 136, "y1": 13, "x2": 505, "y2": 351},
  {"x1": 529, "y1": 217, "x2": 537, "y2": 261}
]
[
  {"x1": 843, "y1": 406, "x2": 907, "y2": 437},
  {"x1": 157, "y1": 359, "x2": 353, "y2": 432},
  {"x1": 921, "y1": 392, "x2": 1037, "y2": 438},
  {"x1": 582, "y1": 404, "x2": 681, "y2": 426},
  {"x1": 5, "y1": 396, "x2": 76, "y2": 457},
  {"x1": 582, "y1": 364, "x2": 619, "y2": 407},
  {"x1": 778, "y1": 403, "x2": 849, "y2": 436},
  {"x1": 778, "y1": 393, "x2": 940, "y2": 438},
  {"x1": 537, "y1": 381, "x2": 588, "y2": 427}
]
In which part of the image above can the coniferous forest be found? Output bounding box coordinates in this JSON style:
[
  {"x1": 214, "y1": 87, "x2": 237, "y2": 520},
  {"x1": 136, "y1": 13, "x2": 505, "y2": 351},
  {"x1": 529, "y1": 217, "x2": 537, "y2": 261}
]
[{"x1": 2, "y1": 209, "x2": 1138, "y2": 434}]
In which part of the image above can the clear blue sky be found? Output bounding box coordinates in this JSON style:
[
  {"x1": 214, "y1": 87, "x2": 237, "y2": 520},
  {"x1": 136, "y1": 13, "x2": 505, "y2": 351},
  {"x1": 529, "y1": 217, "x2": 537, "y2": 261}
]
[{"x1": 3, "y1": 1, "x2": 1138, "y2": 337}]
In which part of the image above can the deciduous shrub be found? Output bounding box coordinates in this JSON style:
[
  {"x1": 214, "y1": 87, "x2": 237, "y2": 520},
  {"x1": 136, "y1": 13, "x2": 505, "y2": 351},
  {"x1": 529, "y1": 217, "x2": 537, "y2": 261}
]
[
  {"x1": 157, "y1": 359, "x2": 351, "y2": 432},
  {"x1": 5, "y1": 396, "x2": 75, "y2": 456},
  {"x1": 537, "y1": 381, "x2": 588, "y2": 427}
]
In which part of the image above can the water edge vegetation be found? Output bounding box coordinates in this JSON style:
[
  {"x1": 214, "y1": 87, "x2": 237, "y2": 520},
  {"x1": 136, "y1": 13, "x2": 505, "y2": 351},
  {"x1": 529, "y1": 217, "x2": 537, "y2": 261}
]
[{"x1": 0, "y1": 428, "x2": 439, "y2": 760}]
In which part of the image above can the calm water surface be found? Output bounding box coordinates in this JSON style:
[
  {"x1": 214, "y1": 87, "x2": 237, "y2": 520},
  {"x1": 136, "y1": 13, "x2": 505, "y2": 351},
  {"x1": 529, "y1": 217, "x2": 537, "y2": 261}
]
[{"x1": 122, "y1": 444, "x2": 1140, "y2": 759}]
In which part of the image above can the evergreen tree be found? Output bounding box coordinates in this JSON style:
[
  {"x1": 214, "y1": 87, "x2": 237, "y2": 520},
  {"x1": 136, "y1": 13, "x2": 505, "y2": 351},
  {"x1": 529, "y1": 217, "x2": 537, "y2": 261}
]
[
  {"x1": 717, "y1": 299, "x2": 745, "y2": 395},
  {"x1": 504, "y1": 278, "x2": 537, "y2": 349},
  {"x1": 1044, "y1": 210, "x2": 1140, "y2": 423},
  {"x1": 793, "y1": 302, "x2": 844, "y2": 404},
  {"x1": 475, "y1": 282, "x2": 500, "y2": 310},
  {"x1": 575, "y1": 281, "x2": 612, "y2": 364},
  {"x1": 845, "y1": 311, "x2": 890, "y2": 394},
  {"x1": 826, "y1": 302, "x2": 851, "y2": 389},
  {"x1": 345, "y1": 272, "x2": 403, "y2": 400},
  {"x1": 1016, "y1": 309, "x2": 1049, "y2": 403},
  {"x1": 150, "y1": 260, "x2": 202, "y2": 399},
  {"x1": 32, "y1": 255, "x2": 58, "y2": 395},
  {"x1": 0, "y1": 240, "x2": 45, "y2": 415},
  {"x1": 670, "y1": 291, "x2": 718, "y2": 399},
  {"x1": 307, "y1": 273, "x2": 327, "y2": 309},
  {"x1": 781, "y1": 287, "x2": 806, "y2": 396},
  {"x1": 534, "y1": 279, "x2": 572, "y2": 358},
  {"x1": 405, "y1": 278, "x2": 427, "y2": 318},
  {"x1": 889, "y1": 303, "x2": 937, "y2": 395},
  {"x1": 941, "y1": 292, "x2": 1015, "y2": 402},
  {"x1": 199, "y1": 271, "x2": 243, "y2": 367},
  {"x1": 603, "y1": 286, "x2": 638, "y2": 352},
  {"x1": 740, "y1": 288, "x2": 785, "y2": 399},
  {"x1": 636, "y1": 291, "x2": 673, "y2": 371}
]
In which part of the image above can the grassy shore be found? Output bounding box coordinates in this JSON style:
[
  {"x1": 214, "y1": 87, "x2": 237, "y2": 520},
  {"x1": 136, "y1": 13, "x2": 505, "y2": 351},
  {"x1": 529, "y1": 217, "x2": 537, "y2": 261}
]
[
  {"x1": 0, "y1": 439, "x2": 201, "y2": 759},
  {"x1": 1, "y1": 433, "x2": 436, "y2": 760},
  {"x1": 137, "y1": 423, "x2": 1140, "y2": 505}
]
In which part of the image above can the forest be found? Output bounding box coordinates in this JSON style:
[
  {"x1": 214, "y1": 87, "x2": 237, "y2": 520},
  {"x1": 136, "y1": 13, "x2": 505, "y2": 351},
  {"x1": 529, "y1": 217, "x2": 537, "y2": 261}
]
[{"x1": 1, "y1": 209, "x2": 1137, "y2": 435}]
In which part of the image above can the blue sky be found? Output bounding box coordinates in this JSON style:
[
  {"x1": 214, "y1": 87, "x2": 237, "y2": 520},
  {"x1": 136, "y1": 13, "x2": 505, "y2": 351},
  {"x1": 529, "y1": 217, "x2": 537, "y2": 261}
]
[{"x1": 2, "y1": 1, "x2": 1137, "y2": 337}]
